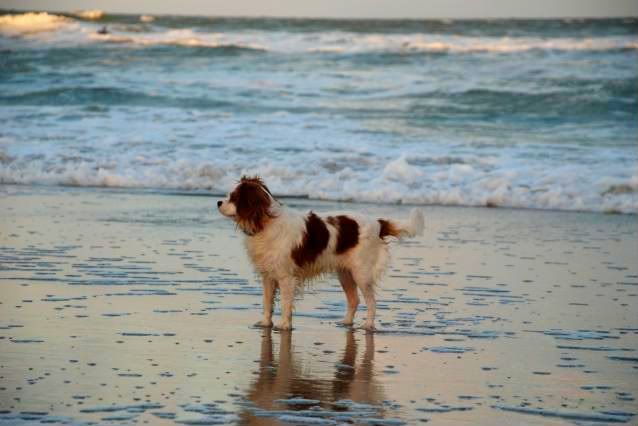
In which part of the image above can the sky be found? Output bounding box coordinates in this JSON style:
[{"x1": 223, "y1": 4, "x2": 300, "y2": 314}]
[{"x1": 1, "y1": 0, "x2": 637, "y2": 19}]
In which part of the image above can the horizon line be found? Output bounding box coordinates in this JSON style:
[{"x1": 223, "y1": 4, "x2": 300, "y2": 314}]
[{"x1": 2, "y1": 7, "x2": 637, "y2": 21}]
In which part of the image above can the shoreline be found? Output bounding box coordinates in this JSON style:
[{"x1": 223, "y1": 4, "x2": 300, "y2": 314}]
[{"x1": 2, "y1": 183, "x2": 635, "y2": 216}]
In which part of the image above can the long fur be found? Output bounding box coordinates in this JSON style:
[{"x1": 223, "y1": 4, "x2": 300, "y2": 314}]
[{"x1": 218, "y1": 176, "x2": 424, "y2": 330}]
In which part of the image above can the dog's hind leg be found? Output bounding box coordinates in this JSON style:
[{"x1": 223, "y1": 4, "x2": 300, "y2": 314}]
[
  {"x1": 359, "y1": 283, "x2": 376, "y2": 331},
  {"x1": 352, "y1": 270, "x2": 376, "y2": 331},
  {"x1": 338, "y1": 269, "x2": 359, "y2": 326},
  {"x1": 255, "y1": 276, "x2": 277, "y2": 328}
]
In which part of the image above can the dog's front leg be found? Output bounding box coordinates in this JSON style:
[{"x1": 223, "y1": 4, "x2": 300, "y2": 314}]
[
  {"x1": 274, "y1": 277, "x2": 295, "y2": 331},
  {"x1": 255, "y1": 276, "x2": 277, "y2": 328}
]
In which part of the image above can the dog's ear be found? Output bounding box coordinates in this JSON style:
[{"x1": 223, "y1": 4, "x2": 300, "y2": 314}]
[{"x1": 235, "y1": 179, "x2": 273, "y2": 234}]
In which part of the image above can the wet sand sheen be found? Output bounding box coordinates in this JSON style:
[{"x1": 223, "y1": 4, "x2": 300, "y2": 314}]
[{"x1": 0, "y1": 186, "x2": 636, "y2": 425}]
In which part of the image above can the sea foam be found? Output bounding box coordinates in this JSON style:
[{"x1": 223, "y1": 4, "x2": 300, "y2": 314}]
[{"x1": 0, "y1": 146, "x2": 635, "y2": 213}]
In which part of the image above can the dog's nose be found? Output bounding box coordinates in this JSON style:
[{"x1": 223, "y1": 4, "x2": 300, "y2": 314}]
[{"x1": 217, "y1": 200, "x2": 223, "y2": 208}]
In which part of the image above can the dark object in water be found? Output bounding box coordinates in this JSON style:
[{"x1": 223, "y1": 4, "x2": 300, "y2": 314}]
[{"x1": 97, "y1": 26, "x2": 109, "y2": 35}]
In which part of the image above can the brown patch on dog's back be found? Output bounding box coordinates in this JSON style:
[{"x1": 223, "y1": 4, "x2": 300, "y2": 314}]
[
  {"x1": 327, "y1": 215, "x2": 359, "y2": 254},
  {"x1": 292, "y1": 212, "x2": 329, "y2": 267},
  {"x1": 378, "y1": 219, "x2": 400, "y2": 240}
]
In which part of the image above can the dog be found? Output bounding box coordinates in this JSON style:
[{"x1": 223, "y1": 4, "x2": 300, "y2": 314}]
[{"x1": 217, "y1": 176, "x2": 424, "y2": 331}]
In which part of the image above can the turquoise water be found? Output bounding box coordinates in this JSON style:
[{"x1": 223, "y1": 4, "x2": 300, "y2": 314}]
[{"x1": 1, "y1": 11, "x2": 637, "y2": 212}]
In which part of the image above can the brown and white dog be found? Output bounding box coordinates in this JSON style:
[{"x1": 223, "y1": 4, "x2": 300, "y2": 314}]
[{"x1": 217, "y1": 176, "x2": 424, "y2": 331}]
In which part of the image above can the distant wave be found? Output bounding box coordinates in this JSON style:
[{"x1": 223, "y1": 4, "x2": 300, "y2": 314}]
[
  {"x1": 0, "y1": 12, "x2": 75, "y2": 36},
  {"x1": 2, "y1": 12, "x2": 635, "y2": 55},
  {"x1": 4, "y1": 82, "x2": 631, "y2": 116},
  {"x1": 73, "y1": 10, "x2": 105, "y2": 21},
  {"x1": 92, "y1": 31, "x2": 636, "y2": 54},
  {"x1": 0, "y1": 87, "x2": 235, "y2": 109},
  {"x1": 88, "y1": 29, "x2": 267, "y2": 51},
  {"x1": 396, "y1": 36, "x2": 638, "y2": 53},
  {"x1": 305, "y1": 33, "x2": 638, "y2": 55},
  {"x1": 394, "y1": 84, "x2": 638, "y2": 117}
]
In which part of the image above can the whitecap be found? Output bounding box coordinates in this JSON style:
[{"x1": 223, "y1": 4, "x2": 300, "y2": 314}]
[
  {"x1": 74, "y1": 10, "x2": 105, "y2": 20},
  {"x1": 0, "y1": 12, "x2": 74, "y2": 36},
  {"x1": 89, "y1": 28, "x2": 267, "y2": 51}
]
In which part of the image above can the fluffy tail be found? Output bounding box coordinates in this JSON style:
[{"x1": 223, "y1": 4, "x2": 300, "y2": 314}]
[{"x1": 378, "y1": 208, "x2": 424, "y2": 240}]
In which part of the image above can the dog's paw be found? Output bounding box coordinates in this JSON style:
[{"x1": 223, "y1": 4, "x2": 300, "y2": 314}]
[
  {"x1": 273, "y1": 323, "x2": 293, "y2": 331},
  {"x1": 253, "y1": 320, "x2": 273, "y2": 328},
  {"x1": 360, "y1": 322, "x2": 376, "y2": 332}
]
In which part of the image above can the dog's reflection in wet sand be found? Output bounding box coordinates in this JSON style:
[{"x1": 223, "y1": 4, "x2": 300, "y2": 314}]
[{"x1": 239, "y1": 329, "x2": 384, "y2": 424}]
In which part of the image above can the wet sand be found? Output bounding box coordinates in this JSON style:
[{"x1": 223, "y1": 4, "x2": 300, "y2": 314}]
[{"x1": 1, "y1": 186, "x2": 637, "y2": 425}]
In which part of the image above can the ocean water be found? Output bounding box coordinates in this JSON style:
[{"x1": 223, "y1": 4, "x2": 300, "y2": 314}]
[{"x1": 1, "y1": 11, "x2": 637, "y2": 213}]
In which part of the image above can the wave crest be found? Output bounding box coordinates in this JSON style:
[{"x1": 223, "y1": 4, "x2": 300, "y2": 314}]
[
  {"x1": 0, "y1": 86, "x2": 235, "y2": 109},
  {"x1": 89, "y1": 29, "x2": 267, "y2": 51},
  {"x1": 301, "y1": 32, "x2": 638, "y2": 55},
  {"x1": 400, "y1": 36, "x2": 638, "y2": 53},
  {"x1": 0, "y1": 12, "x2": 74, "y2": 36},
  {"x1": 74, "y1": 10, "x2": 105, "y2": 20}
]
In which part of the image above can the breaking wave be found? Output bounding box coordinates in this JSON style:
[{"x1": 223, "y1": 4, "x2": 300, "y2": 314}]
[
  {"x1": 0, "y1": 148, "x2": 636, "y2": 214},
  {"x1": 88, "y1": 29, "x2": 267, "y2": 51},
  {"x1": 0, "y1": 12, "x2": 75, "y2": 36},
  {"x1": 73, "y1": 10, "x2": 105, "y2": 21}
]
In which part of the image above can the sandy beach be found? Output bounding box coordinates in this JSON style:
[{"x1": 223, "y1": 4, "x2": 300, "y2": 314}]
[{"x1": 0, "y1": 185, "x2": 636, "y2": 425}]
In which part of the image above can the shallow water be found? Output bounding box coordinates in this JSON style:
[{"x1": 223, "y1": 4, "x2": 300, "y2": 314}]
[{"x1": 0, "y1": 186, "x2": 636, "y2": 425}]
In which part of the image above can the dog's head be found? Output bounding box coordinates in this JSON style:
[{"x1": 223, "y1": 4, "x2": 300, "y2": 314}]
[{"x1": 217, "y1": 176, "x2": 276, "y2": 235}]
